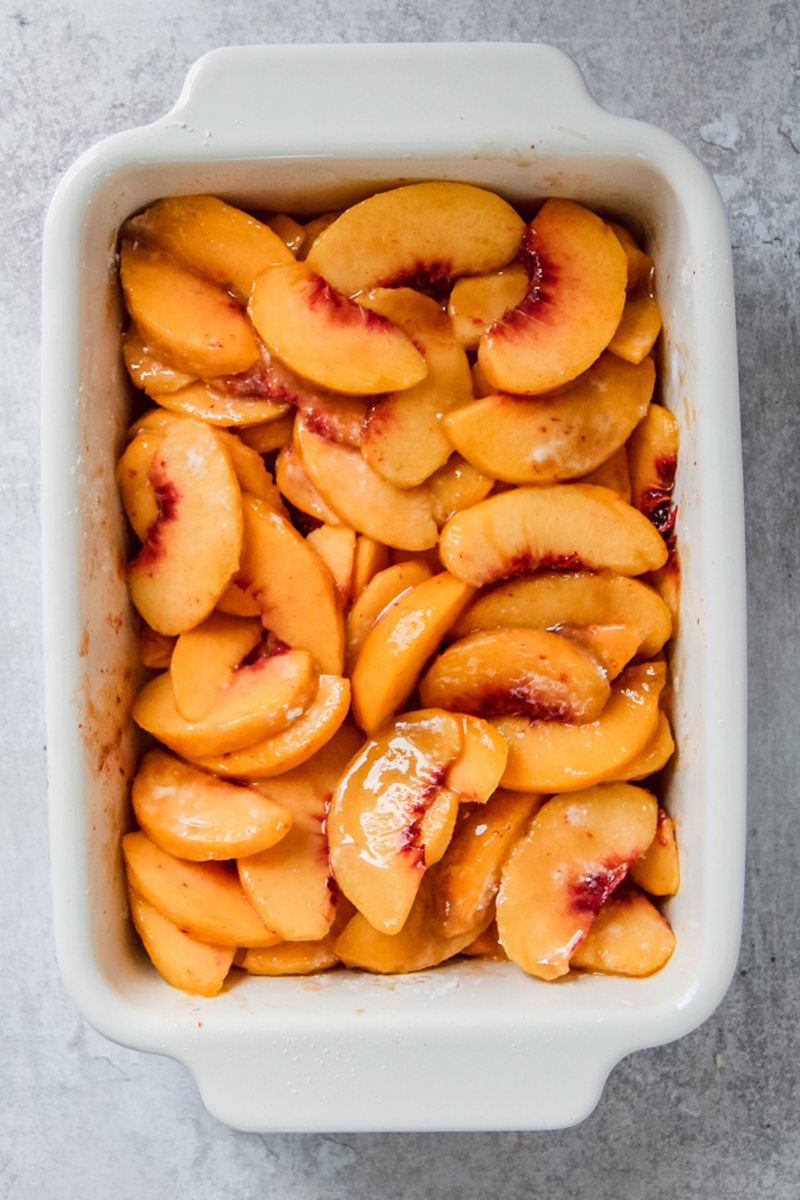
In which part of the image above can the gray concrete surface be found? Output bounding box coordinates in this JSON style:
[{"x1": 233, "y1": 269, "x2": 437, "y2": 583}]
[{"x1": 2, "y1": 1, "x2": 798, "y2": 1196}]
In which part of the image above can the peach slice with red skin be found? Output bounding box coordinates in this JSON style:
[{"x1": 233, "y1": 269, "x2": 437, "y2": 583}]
[
  {"x1": 629, "y1": 807, "x2": 680, "y2": 895},
  {"x1": 117, "y1": 430, "x2": 160, "y2": 541},
  {"x1": 128, "y1": 890, "x2": 235, "y2": 996},
  {"x1": 496, "y1": 782, "x2": 658, "y2": 979},
  {"x1": 294, "y1": 420, "x2": 438, "y2": 550},
  {"x1": 495, "y1": 660, "x2": 666, "y2": 792},
  {"x1": 148, "y1": 381, "x2": 289, "y2": 428},
  {"x1": 443, "y1": 353, "x2": 654, "y2": 485},
  {"x1": 615, "y1": 712, "x2": 675, "y2": 781},
  {"x1": 351, "y1": 571, "x2": 475, "y2": 734},
  {"x1": 478, "y1": 199, "x2": 628, "y2": 395},
  {"x1": 307, "y1": 182, "x2": 524, "y2": 296},
  {"x1": 233, "y1": 351, "x2": 367, "y2": 445},
  {"x1": 435, "y1": 789, "x2": 543, "y2": 938},
  {"x1": 132, "y1": 648, "x2": 315, "y2": 758},
  {"x1": 439, "y1": 484, "x2": 668, "y2": 588},
  {"x1": 123, "y1": 325, "x2": 195, "y2": 396},
  {"x1": 447, "y1": 261, "x2": 530, "y2": 350},
  {"x1": 169, "y1": 613, "x2": 262, "y2": 722},
  {"x1": 131, "y1": 748, "x2": 292, "y2": 861},
  {"x1": 453, "y1": 570, "x2": 672, "y2": 661},
  {"x1": 628, "y1": 404, "x2": 680, "y2": 544},
  {"x1": 194, "y1": 674, "x2": 351, "y2": 779},
  {"x1": 249, "y1": 261, "x2": 427, "y2": 396},
  {"x1": 122, "y1": 831, "x2": 277, "y2": 948},
  {"x1": 358, "y1": 288, "x2": 473, "y2": 486},
  {"x1": 570, "y1": 889, "x2": 675, "y2": 976},
  {"x1": 345, "y1": 559, "x2": 433, "y2": 668},
  {"x1": 238, "y1": 723, "x2": 363, "y2": 941},
  {"x1": 125, "y1": 194, "x2": 294, "y2": 302},
  {"x1": 128, "y1": 417, "x2": 243, "y2": 636},
  {"x1": 579, "y1": 445, "x2": 632, "y2": 500},
  {"x1": 120, "y1": 241, "x2": 259, "y2": 377},
  {"x1": 420, "y1": 627, "x2": 611, "y2": 724}
]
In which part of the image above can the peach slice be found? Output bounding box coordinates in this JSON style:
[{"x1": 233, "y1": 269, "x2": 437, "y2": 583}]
[
  {"x1": 609, "y1": 222, "x2": 652, "y2": 292},
  {"x1": 238, "y1": 413, "x2": 295, "y2": 453},
  {"x1": 345, "y1": 560, "x2": 433, "y2": 668},
  {"x1": 194, "y1": 674, "x2": 351, "y2": 779},
  {"x1": 420, "y1": 628, "x2": 611, "y2": 723},
  {"x1": 149, "y1": 381, "x2": 289, "y2": 428},
  {"x1": 132, "y1": 648, "x2": 315, "y2": 758},
  {"x1": 248, "y1": 261, "x2": 427, "y2": 395},
  {"x1": 628, "y1": 403, "x2": 679, "y2": 543},
  {"x1": 419, "y1": 788, "x2": 462, "y2": 866},
  {"x1": 615, "y1": 711, "x2": 675, "y2": 781},
  {"x1": 306, "y1": 525, "x2": 357, "y2": 604},
  {"x1": 294, "y1": 420, "x2": 438, "y2": 550},
  {"x1": 298, "y1": 210, "x2": 342, "y2": 258},
  {"x1": 427, "y1": 457, "x2": 495, "y2": 526},
  {"x1": 122, "y1": 830, "x2": 277, "y2": 947},
  {"x1": 478, "y1": 199, "x2": 627, "y2": 395},
  {"x1": 239, "y1": 937, "x2": 338, "y2": 976},
  {"x1": 570, "y1": 889, "x2": 675, "y2": 976},
  {"x1": 439, "y1": 484, "x2": 668, "y2": 588},
  {"x1": 494, "y1": 661, "x2": 666, "y2": 792},
  {"x1": 120, "y1": 241, "x2": 259, "y2": 377},
  {"x1": 116, "y1": 430, "x2": 159, "y2": 541},
  {"x1": 131, "y1": 748, "x2": 292, "y2": 860},
  {"x1": 128, "y1": 889, "x2": 235, "y2": 996},
  {"x1": 496, "y1": 782, "x2": 658, "y2": 979},
  {"x1": 445, "y1": 716, "x2": 509, "y2": 803},
  {"x1": 443, "y1": 354, "x2": 654, "y2": 484},
  {"x1": 275, "y1": 443, "x2": 342, "y2": 525},
  {"x1": 352, "y1": 536, "x2": 390, "y2": 598},
  {"x1": 447, "y1": 262, "x2": 530, "y2": 350},
  {"x1": 215, "y1": 430, "x2": 287, "y2": 513},
  {"x1": 453, "y1": 570, "x2": 672, "y2": 660},
  {"x1": 169, "y1": 612, "x2": 262, "y2": 721},
  {"x1": 358, "y1": 288, "x2": 473, "y2": 486},
  {"x1": 125, "y1": 194, "x2": 294, "y2": 302},
  {"x1": 238, "y1": 723, "x2": 363, "y2": 941},
  {"x1": 609, "y1": 291, "x2": 663, "y2": 365},
  {"x1": 230, "y1": 495, "x2": 345, "y2": 675},
  {"x1": 629, "y1": 808, "x2": 680, "y2": 895},
  {"x1": 262, "y1": 212, "x2": 305, "y2": 255},
  {"x1": 351, "y1": 572, "x2": 475, "y2": 733},
  {"x1": 136, "y1": 622, "x2": 176, "y2": 669},
  {"x1": 329, "y1": 710, "x2": 465, "y2": 933},
  {"x1": 123, "y1": 325, "x2": 195, "y2": 396},
  {"x1": 307, "y1": 182, "x2": 524, "y2": 295},
  {"x1": 579, "y1": 445, "x2": 632, "y2": 500},
  {"x1": 556, "y1": 624, "x2": 641, "y2": 681},
  {"x1": 128, "y1": 418, "x2": 243, "y2": 636},
  {"x1": 334, "y1": 870, "x2": 491, "y2": 974},
  {"x1": 236, "y1": 351, "x2": 368, "y2": 445},
  {"x1": 435, "y1": 789, "x2": 542, "y2": 937},
  {"x1": 461, "y1": 922, "x2": 507, "y2": 961}
]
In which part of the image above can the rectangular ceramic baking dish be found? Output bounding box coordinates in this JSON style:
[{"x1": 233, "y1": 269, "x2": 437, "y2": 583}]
[{"x1": 41, "y1": 42, "x2": 746, "y2": 1132}]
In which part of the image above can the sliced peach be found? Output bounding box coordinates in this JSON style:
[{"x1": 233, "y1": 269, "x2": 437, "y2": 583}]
[
  {"x1": 329, "y1": 710, "x2": 465, "y2": 933},
  {"x1": 306, "y1": 525, "x2": 357, "y2": 604},
  {"x1": 426, "y1": 456, "x2": 495, "y2": 526},
  {"x1": 120, "y1": 241, "x2": 259, "y2": 377},
  {"x1": 358, "y1": 288, "x2": 473, "y2": 486},
  {"x1": 444, "y1": 354, "x2": 654, "y2": 484},
  {"x1": 615, "y1": 711, "x2": 675, "y2": 781},
  {"x1": 136, "y1": 622, "x2": 176, "y2": 669},
  {"x1": 579, "y1": 445, "x2": 632, "y2": 500},
  {"x1": 238, "y1": 723, "x2": 363, "y2": 941},
  {"x1": 497, "y1": 782, "x2": 658, "y2": 979},
  {"x1": 630, "y1": 807, "x2": 680, "y2": 895},
  {"x1": 628, "y1": 404, "x2": 679, "y2": 543},
  {"x1": 334, "y1": 870, "x2": 491, "y2": 974},
  {"x1": 275, "y1": 443, "x2": 343, "y2": 525},
  {"x1": 298, "y1": 210, "x2": 342, "y2": 258},
  {"x1": 169, "y1": 612, "x2": 262, "y2": 721},
  {"x1": 294, "y1": 420, "x2": 438, "y2": 550},
  {"x1": 609, "y1": 291, "x2": 662, "y2": 365},
  {"x1": 131, "y1": 748, "x2": 291, "y2": 860},
  {"x1": 447, "y1": 262, "x2": 530, "y2": 350},
  {"x1": 471, "y1": 359, "x2": 494, "y2": 398},
  {"x1": 556, "y1": 624, "x2": 641, "y2": 681},
  {"x1": 125, "y1": 194, "x2": 294, "y2": 302},
  {"x1": 240, "y1": 937, "x2": 338, "y2": 976},
  {"x1": 420, "y1": 788, "x2": 462, "y2": 866},
  {"x1": 307, "y1": 182, "x2": 524, "y2": 295},
  {"x1": 262, "y1": 212, "x2": 305, "y2": 255},
  {"x1": 249, "y1": 261, "x2": 427, "y2": 395},
  {"x1": 132, "y1": 648, "x2": 315, "y2": 758},
  {"x1": 194, "y1": 674, "x2": 350, "y2": 779},
  {"x1": 346, "y1": 560, "x2": 433, "y2": 668},
  {"x1": 128, "y1": 418, "x2": 243, "y2": 636},
  {"x1": 122, "y1": 830, "x2": 277, "y2": 947},
  {"x1": 123, "y1": 325, "x2": 195, "y2": 395},
  {"x1": 215, "y1": 430, "x2": 287, "y2": 513},
  {"x1": 445, "y1": 716, "x2": 509, "y2": 803},
  {"x1": 351, "y1": 572, "x2": 475, "y2": 733},
  {"x1": 435, "y1": 789, "x2": 542, "y2": 937},
  {"x1": 439, "y1": 484, "x2": 668, "y2": 588},
  {"x1": 128, "y1": 889, "x2": 235, "y2": 996},
  {"x1": 453, "y1": 570, "x2": 672, "y2": 660},
  {"x1": 494, "y1": 661, "x2": 666, "y2": 792},
  {"x1": 352, "y1": 536, "x2": 390, "y2": 598},
  {"x1": 243, "y1": 352, "x2": 367, "y2": 445},
  {"x1": 478, "y1": 200, "x2": 627, "y2": 395},
  {"x1": 150, "y1": 381, "x2": 289, "y2": 428},
  {"x1": 231, "y1": 495, "x2": 344, "y2": 675},
  {"x1": 647, "y1": 551, "x2": 681, "y2": 629},
  {"x1": 420, "y1": 628, "x2": 610, "y2": 723},
  {"x1": 609, "y1": 221, "x2": 652, "y2": 292},
  {"x1": 570, "y1": 889, "x2": 675, "y2": 976},
  {"x1": 461, "y1": 922, "x2": 508, "y2": 961},
  {"x1": 117, "y1": 430, "x2": 159, "y2": 541},
  {"x1": 238, "y1": 413, "x2": 295, "y2": 453}
]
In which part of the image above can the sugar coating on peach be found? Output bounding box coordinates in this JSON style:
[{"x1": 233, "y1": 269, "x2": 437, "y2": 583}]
[
  {"x1": 478, "y1": 199, "x2": 627, "y2": 395},
  {"x1": 307, "y1": 181, "x2": 525, "y2": 296},
  {"x1": 570, "y1": 889, "x2": 675, "y2": 976}
]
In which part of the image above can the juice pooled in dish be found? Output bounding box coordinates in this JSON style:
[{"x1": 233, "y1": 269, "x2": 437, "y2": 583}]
[{"x1": 114, "y1": 184, "x2": 679, "y2": 996}]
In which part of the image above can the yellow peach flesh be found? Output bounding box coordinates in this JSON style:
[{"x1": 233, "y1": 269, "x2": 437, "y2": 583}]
[
  {"x1": 128, "y1": 889, "x2": 235, "y2": 996},
  {"x1": 629, "y1": 807, "x2": 680, "y2": 895},
  {"x1": 169, "y1": 613, "x2": 262, "y2": 721},
  {"x1": 570, "y1": 889, "x2": 675, "y2": 976},
  {"x1": 447, "y1": 262, "x2": 530, "y2": 350}
]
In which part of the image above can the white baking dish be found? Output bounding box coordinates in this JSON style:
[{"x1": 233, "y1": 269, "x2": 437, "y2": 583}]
[{"x1": 41, "y1": 42, "x2": 746, "y2": 1132}]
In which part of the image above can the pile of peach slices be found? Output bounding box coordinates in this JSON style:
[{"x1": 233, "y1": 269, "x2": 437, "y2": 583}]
[{"x1": 116, "y1": 184, "x2": 681, "y2": 998}]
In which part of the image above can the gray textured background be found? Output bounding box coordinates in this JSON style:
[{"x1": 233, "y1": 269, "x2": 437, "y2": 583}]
[{"x1": 2, "y1": 1, "x2": 798, "y2": 1196}]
